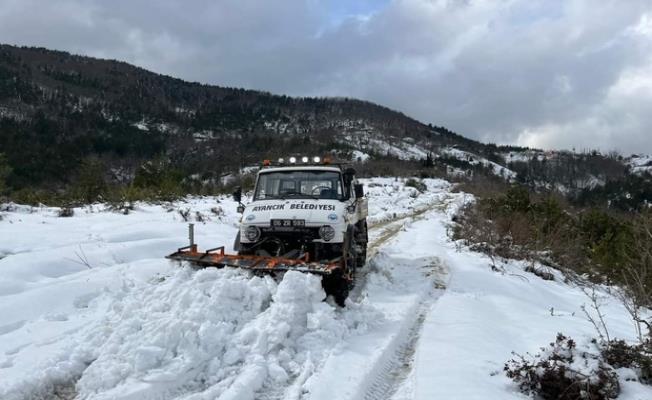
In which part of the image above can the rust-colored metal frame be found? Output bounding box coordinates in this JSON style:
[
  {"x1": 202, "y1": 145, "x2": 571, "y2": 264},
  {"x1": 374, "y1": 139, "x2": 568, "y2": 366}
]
[{"x1": 166, "y1": 245, "x2": 342, "y2": 275}]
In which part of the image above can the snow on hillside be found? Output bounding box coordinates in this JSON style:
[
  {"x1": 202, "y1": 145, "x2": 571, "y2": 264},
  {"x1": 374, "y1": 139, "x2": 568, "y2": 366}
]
[
  {"x1": 401, "y1": 214, "x2": 651, "y2": 399},
  {"x1": 501, "y1": 149, "x2": 547, "y2": 163},
  {"x1": 339, "y1": 127, "x2": 430, "y2": 160},
  {"x1": 350, "y1": 150, "x2": 370, "y2": 162},
  {"x1": 441, "y1": 147, "x2": 517, "y2": 180},
  {"x1": 0, "y1": 179, "x2": 650, "y2": 400},
  {"x1": 132, "y1": 121, "x2": 149, "y2": 131},
  {"x1": 628, "y1": 154, "x2": 652, "y2": 175}
]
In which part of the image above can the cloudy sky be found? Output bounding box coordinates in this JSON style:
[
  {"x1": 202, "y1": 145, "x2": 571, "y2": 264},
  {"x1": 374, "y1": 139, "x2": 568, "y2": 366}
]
[{"x1": 1, "y1": 0, "x2": 651, "y2": 154}]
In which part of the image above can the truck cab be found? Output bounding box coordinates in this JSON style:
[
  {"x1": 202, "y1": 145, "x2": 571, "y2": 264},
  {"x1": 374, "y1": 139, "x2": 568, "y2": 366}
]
[{"x1": 234, "y1": 158, "x2": 368, "y2": 270}]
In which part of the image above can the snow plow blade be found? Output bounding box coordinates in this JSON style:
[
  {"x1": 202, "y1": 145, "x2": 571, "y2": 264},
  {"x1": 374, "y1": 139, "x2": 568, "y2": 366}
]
[{"x1": 166, "y1": 245, "x2": 342, "y2": 275}]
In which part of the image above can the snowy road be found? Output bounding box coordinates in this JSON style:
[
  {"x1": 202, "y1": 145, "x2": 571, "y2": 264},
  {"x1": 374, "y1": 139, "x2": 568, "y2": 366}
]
[{"x1": 2, "y1": 178, "x2": 651, "y2": 400}]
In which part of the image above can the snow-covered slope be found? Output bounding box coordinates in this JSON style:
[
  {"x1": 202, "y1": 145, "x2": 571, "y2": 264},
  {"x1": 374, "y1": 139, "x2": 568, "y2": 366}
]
[
  {"x1": 338, "y1": 124, "x2": 430, "y2": 161},
  {"x1": 627, "y1": 154, "x2": 652, "y2": 175},
  {"x1": 0, "y1": 179, "x2": 650, "y2": 400},
  {"x1": 441, "y1": 147, "x2": 517, "y2": 181},
  {"x1": 396, "y1": 205, "x2": 650, "y2": 400}
]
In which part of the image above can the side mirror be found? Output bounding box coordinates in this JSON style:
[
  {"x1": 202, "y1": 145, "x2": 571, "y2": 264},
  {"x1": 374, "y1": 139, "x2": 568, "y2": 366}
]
[
  {"x1": 232, "y1": 186, "x2": 242, "y2": 203},
  {"x1": 237, "y1": 205, "x2": 245, "y2": 214},
  {"x1": 354, "y1": 183, "x2": 364, "y2": 199},
  {"x1": 343, "y1": 168, "x2": 356, "y2": 187}
]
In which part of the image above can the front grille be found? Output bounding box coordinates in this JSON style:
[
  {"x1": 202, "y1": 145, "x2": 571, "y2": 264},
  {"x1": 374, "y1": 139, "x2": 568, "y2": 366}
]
[{"x1": 260, "y1": 227, "x2": 319, "y2": 240}]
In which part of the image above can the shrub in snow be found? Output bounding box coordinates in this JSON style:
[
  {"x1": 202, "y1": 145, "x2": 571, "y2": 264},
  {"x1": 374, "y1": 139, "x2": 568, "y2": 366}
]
[
  {"x1": 58, "y1": 206, "x2": 74, "y2": 217},
  {"x1": 107, "y1": 200, "x2": 134, "y2": 215},
  {"x1": 178, "y1": 208, "x2": 190, "y2": 221},
  {"x1": 524, "y1": 264, "x2": 555, "y2": 281},
  {"x1": 405, "y1": 178, "x2": 427, "y2": 193},
  {"x1": 601, "y1": 339, "x2": 652, "y2": 384},
  {"x1": 505, "y1": 333, "x2": 620, "y2": 400}
]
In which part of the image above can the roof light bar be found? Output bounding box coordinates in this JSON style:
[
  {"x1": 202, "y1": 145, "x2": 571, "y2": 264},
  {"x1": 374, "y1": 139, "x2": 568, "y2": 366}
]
[{"x1": 263, "y1": 155, "x2": 336, "y2": 166}]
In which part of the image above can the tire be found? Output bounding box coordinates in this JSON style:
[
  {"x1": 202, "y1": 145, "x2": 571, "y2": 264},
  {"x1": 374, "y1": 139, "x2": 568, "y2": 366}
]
[
  {"x1": 356, "y1": 248, "x2": 367, "y2": 268},
  {"x1": 233, "y1": 231, "x2": 241, "y2": 252},
  {"x1": 332, "y1": 276, "x2": 350, "y2": 307},
  {"x1": 321, "y1": 229, "x2": 357, "y2": 307},
  {"x1": 355, "y1": 220, "x2": 368, "y2": 267},
  {"x1": 344, "y1": 227, "x2": 358, "y2": 277},
  {"x1": 322, "y1": 271, "x2": 350, "y2": 307}
]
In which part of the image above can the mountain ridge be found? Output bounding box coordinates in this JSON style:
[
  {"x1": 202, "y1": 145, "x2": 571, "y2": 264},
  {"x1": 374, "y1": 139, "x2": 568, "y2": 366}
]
[
  {"x1": 0, "y1": 43, "x2": 500, "y2": 188},
  {"x1": 0, "y1": 43, "x2": 648, "y2": 207}
]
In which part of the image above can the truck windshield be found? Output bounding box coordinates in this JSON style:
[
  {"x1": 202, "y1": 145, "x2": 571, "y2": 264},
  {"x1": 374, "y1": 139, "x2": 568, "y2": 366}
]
[{"x1": 254, "y1": 170, "x2": 344, "y2": 200}]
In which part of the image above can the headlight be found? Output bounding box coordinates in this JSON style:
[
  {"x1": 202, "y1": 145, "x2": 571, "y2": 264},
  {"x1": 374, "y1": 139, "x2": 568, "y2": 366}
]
[
  {"x1": 245, "y1": 225, "x2": 261, "y2": 241},
  {"x1": 319, "y1": 225, "x2": 335, "y2": 241}
]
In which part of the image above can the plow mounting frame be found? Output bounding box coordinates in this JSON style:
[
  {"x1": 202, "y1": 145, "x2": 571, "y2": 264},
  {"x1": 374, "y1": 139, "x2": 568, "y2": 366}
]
[{"x1": 166, "y1": 244, "x2": 343, "y2": 276}]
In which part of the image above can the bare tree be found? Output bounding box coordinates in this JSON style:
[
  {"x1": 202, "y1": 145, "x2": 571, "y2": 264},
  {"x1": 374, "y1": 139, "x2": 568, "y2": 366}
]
[{"x1": 620, "y1": 211, "x2": 652, "y2": 341}]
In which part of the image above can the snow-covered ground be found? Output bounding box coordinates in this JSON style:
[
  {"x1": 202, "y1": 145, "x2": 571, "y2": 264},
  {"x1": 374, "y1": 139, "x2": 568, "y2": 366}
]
[
  {"x1": 627, "y1": 154, "x2": 652, "y2": 175},
  {"x1": 340, "y1": 131, "x2": 430, "y2": 161},
  {"x1": 501, "y1": 149, "x2": 547, "y2": 163},
  {"x1": 1, "y1": 178, "x2": 650, "y2": 400},
  {"x1": 441, "y1": 147, "x2": 517, "y2": 181}
]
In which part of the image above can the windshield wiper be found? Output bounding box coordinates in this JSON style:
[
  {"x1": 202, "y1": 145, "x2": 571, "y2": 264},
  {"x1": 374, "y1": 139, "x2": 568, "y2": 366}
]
[{"x1": 279, "y1": 192, "x2": 320, "y2": 200}]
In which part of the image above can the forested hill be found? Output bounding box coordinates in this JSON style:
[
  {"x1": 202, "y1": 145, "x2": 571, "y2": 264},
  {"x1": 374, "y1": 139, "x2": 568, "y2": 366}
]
[
  {"x1": 0, "y1": 44, "x2": 484, "y2": 190},
  {"x1": 0, "y1": 44, "x2": 649, "y2": 211}
]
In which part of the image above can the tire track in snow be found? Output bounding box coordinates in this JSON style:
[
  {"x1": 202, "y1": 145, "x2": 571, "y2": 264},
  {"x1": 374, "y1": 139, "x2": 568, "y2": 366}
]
[
  {"x1": 344, "y1": 195, "x2": 455, "y2": 400},
  {"x1": 362, "y1": 301, "x2": 427, "y2": 400},
  {"x1": 304, "y1": 257, "x2": 448, "y2": 400},
  {"x1": 366, "y1": 194, "x2": 457, "y2": 259},
  {"x1": 352, "y1": 196, "x2": 453, "y2": 302},
  {"x1": 361, "y1": 265, "x2": 447, "y2": 400}
]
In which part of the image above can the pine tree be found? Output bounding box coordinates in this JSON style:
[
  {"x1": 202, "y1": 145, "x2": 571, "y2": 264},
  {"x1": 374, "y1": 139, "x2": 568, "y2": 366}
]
[
  {"x1": 0, "y1": 153, "x2": 11, "y2": 194},
  {"x1": 75, "y1": 157, "x2": 107, "y2": 203}
]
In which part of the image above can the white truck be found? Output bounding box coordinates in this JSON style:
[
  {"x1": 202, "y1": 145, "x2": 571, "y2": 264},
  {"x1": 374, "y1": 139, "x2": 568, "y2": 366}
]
[{"x1": 168, "y1": 157, "x2": 368, "y2": 305}]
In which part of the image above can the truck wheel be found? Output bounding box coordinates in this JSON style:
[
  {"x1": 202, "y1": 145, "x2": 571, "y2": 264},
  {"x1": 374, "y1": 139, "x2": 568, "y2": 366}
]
[
  {"x1": 356, "y1": 248, "x2": 367, "y2": 268},
  {"x1": 332, "y1": 277, "x2": 350, "y2": 307},
  {"x1": 355, "y1": 220, "x2": 368, "y2": 267},
  {"x1": 322, "y1": 271, "x2": 349, "y2": 307},
  {"x1": 233, "y1": 232, "x2": 241, "y2": 252},
  {"x1": 345, "y1": 227, "x2": 358, "y2": 277}
]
